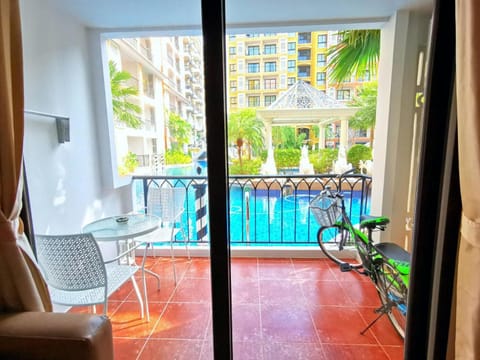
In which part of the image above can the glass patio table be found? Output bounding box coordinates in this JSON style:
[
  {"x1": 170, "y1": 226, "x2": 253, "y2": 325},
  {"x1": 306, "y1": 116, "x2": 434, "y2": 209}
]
[{"x1": 83, "y1": 213, "x2": 162, "y2": 321}]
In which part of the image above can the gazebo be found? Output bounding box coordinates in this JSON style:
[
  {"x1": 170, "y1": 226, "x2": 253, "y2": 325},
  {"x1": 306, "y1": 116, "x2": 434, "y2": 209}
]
[{"x1": 256, "y1": 80, "x2": 359, "y2": 151}]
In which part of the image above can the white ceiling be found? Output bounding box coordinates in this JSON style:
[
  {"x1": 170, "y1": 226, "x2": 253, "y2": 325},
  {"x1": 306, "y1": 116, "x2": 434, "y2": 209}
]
[{"x1": 44, "y1": 0, "x2": 433, "y2": 31}]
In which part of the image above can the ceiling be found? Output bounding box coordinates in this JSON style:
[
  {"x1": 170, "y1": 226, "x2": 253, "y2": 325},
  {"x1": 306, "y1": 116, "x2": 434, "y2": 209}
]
[{"x1": 45, "y1": 0, "x2": 433, "y2": 32}]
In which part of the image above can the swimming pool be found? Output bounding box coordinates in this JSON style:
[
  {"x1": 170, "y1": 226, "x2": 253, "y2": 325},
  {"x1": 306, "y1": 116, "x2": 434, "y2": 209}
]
[{"x1": 132, "y1": 172, "x2": 370, "y2": 246}]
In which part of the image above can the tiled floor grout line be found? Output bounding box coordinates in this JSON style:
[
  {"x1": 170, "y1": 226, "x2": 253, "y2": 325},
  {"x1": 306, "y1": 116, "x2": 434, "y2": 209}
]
[
  {"x1": 355, "y1": 306, "x2": 399, "y2": 360},
  {"x1": 294, "y1": 258, "x2": 330, "y2": 359},
  {"x1": 135, "y1": 258, "x2": 192, "y2": 360},
  {"x1": 255, "y1": 257, "x2": 265, "y2": 360},
  {"x1": 197, "y1": 308, "x2": 212, "y2": 360},
  {"x1": 336, "y1": 275, "x2": 396, "y2": 349}
]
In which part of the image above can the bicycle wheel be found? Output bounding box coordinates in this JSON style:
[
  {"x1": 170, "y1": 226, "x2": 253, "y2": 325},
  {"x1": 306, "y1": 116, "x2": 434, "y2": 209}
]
[
  {"x1": 317, "y1": 225, "x2": 363, "y2": 269},
  {"x1": 376, "y1": 260, "x2": 408, "y2": 338}
]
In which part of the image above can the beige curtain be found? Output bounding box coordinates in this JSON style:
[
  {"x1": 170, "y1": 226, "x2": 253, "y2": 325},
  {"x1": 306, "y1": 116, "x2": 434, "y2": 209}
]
[
  {"x1": 455, "y1": 0, "x2": 480, "y2": 357},
  {"x1": 0, "y1": 0, "x2": 51, "y2": 312}
]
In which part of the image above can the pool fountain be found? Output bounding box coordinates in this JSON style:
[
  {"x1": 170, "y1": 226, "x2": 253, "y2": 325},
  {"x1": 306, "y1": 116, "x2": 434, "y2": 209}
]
[
  {"x1": 299, "y1": 145, "x2": 314, "y2": 175},
  {"x1": 260, "y1": 146, "x2": 277, "y2": 175},
  {"x1": 333, "y1": 145, "x2": 353, "y2": 174}
]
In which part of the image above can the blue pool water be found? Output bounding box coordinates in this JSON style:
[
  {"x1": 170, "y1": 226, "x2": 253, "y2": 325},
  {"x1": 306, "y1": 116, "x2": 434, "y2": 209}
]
[{"x1": 133, "y1": 164, "x2": 369, "y2": 245}]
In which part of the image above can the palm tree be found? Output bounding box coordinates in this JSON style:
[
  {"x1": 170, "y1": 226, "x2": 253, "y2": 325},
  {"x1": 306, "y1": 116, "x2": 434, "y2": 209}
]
[
  {"x1": 228, "y1": 108, "x2": 264, "y2": 167},
  {"x1": 349, "y1": 81, "x2": 378, "y2": 145},
  {"x1": 167, "y1": 112, "x2": 192, "y2": 151},
  {"x1": 327, "y1": 30, "x2": 380, "y2": 84},
  {"x1": 109, "y1": 60, "x2": 142, "y2": 128}
]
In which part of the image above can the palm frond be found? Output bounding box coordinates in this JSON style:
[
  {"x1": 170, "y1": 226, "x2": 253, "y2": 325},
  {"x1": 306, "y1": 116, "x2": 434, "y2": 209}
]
[{"x1": 327, "y1": 30, "x2": 380, "y2": 84}]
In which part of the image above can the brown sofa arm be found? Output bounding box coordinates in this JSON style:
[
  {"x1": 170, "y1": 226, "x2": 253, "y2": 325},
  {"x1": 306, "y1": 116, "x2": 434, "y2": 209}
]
[{"x1": 0, "y1": 312, "x2": 113, "y2": 360}]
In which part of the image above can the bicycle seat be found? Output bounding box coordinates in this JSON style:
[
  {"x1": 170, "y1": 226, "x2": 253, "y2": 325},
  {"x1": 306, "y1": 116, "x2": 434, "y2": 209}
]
[{"x1": 360, "y1": 215, "x2": 390, "y2": 229}]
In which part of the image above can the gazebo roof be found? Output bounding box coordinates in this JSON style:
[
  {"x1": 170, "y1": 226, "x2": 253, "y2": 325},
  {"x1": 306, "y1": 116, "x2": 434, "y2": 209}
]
[
  {"x1": 257, "y1": 80, "x2": 358, "y2": 127},
  {"x1": 268, "y1": 80, "x2": 347, "y2": 110}
]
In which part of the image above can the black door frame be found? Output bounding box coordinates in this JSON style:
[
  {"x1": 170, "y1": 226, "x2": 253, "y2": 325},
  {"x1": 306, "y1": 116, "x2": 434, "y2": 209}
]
[
  {"x1": 405, "y1": 0, "x2": 459, "y2": 358},
  {"x1": 201, "y1": 0, "x2": 233, "y2": 358}
]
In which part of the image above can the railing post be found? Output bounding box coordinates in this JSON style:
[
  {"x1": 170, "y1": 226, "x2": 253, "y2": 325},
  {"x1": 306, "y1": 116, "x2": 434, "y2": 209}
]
[
  {"x1": 245, "y1": 191, "x2": 250, "y2": 245},
  {"x1": 143, "y1": 178, "x2": 148, "y2": 213}
]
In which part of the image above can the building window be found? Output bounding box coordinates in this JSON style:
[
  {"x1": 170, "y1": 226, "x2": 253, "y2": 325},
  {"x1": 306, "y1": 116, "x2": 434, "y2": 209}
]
[
  {"x1": 317, "y1": 34, "x2": 327, "y2": 48},
  {"x1": 298, "y1": 65, "x2": 310, "y2": 77},
  {"x1": 143, "y1": 73, "x2": 155, "y2": 98},
  {"x1": 288, "y1": 60, "x2": 296, "y2": 72},
  {"x1": 247, "y1": 45, "x2": 260, "y2": 56},
  {"x1": 288, "y1": 77, "x2": 296, "y2": 86},
  {"x1": 230, "y1": 64, "x2": 237, "y2": 72},
  {"x1": 230, "y1": 97, "x2": 237, "y2": 105},
  {"x1": 229, "y1": 46, "x2": 236, "y2": 55},
  {"x1": 247, "y1": 63, "x2": 260, "y2": 73},
  {"x1": 288, "y1": 42, "x2": 296, "y2": 54},
  {"x1": 248, "y1": 96, "x2": 260, "y2": 107},
  {"x1": 264, "y1": 44, "x2": 277, "y2": 55},
  {"x1": 230, "y1": 80, "x2": 237, "y2": 91},
  {"x1": 317, "y1": 54, "x2": 326, "y2": 67},
  {"x1": 264, "y1": 78, "x2": 277, "y2": 89},
  {"x1": 264, "y1": 61, "x2": 276, "y2": 72},
  {"x1": 248, "y1": 79, "x2": 260, "y2": 90},
  {"x1": 298, "y1": 49, "x2": 311, "y2": 61},
  {"x1": 316, "y1": 72, "x2": 326, "y2": 85},
  {"x1": 264, "y1": 95, "x2": 277, "y2": 106},
  {"x1": 298, "y1": 32, "x2": 311, "y2": 44},
  {"x1": 336, "y1": 89, "x2": 351, "y2": 100}
]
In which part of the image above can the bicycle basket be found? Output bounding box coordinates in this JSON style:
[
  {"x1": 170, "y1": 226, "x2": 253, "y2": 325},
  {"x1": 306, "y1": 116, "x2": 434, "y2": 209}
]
[{"x1": 309, "y1": 193, "x2": 342, "y2": 227}]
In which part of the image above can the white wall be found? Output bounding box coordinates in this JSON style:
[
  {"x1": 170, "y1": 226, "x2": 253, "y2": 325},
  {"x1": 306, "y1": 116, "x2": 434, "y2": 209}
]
[
  {"x1": 372, "y1": 10, "x2": 431, "y2": 247},
  {"x1": 20, "y1": 0, "x2": 132, "y2": 235}
]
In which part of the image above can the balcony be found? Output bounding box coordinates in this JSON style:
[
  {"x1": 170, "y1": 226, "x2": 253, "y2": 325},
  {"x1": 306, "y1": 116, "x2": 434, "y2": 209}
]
[{"x1": 69, "y1": 256, "x2": 404, "y2": 359}]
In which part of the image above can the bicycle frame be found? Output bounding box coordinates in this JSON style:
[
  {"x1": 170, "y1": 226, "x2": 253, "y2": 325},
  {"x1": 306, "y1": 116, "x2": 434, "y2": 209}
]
[
  {"x1": 335, "y1": 197, "x2": 410, "y2": 288},
  {"x1": 312, "y1": 171, "x2": 411, "y2": 338}
]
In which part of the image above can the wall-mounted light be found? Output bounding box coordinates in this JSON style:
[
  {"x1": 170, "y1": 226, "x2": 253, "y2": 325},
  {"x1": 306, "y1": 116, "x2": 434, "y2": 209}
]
[
  {"x1": 55, "y1": 117, "x2": 70, "y2": 143},
  {"x1": 25, "y1": 110, "x2": 70, "y2": 144}
]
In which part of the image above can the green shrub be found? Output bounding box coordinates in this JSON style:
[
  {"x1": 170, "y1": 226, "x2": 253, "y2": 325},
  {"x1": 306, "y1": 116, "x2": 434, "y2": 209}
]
[
  {"x1": 310, "y1": 148, "x2": 338, "y2": 174},
  {"x1": 165, "y1": 150, "x2": 192, "y2": 165},
  {"x1": 229, "y1": 158, "x2": 263, "y2": 175},
  {"x1": 274, "y1": 148, "x2": 301, "y2": 168},
  {"x1": 347, "y1": 144, "x2": 373, "y2": 171},
  {"x1": 259, "y1": 149, "x2": 267, "y2": 161},
  {"x1": 118, "y1": 151, "x2": 139, "y2": 176}
]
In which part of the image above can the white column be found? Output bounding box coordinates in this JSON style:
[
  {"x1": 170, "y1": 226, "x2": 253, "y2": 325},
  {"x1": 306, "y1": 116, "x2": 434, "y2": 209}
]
[
  {"x1": 340, "y1": 118, "x2": 348, "y2": 149},
  {"x1": 318, "y1": 123, "x2": 325, "y2": 149},
  {"x1": 265, "y1": 120, "x2": 272, "y2": 150}
]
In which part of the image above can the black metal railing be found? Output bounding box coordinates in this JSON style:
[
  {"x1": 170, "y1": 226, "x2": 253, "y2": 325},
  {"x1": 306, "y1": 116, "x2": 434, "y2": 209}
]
[{"x1": 132, "y1": 173, "x2": 372, "y2": 246}]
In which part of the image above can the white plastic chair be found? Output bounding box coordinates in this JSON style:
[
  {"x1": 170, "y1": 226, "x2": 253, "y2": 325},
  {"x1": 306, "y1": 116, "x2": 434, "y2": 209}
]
[
  {"x1": 35, "y1": 233, "x2": 145, "y2": 318},
  {"x1": 138, "y1": 186, "x2": 190, "y2": 284}
]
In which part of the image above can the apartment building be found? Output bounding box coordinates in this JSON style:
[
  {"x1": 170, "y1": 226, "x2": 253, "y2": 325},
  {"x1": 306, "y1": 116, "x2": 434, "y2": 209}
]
[
  {"x1": 106, "y1": 31, "x2": 370, "y2": 173},
  {"x1": 107, "y1": 36, "x2": 205, "y2": 173},
  {"x1": 226, "y1": 31, "x2": 371, "y2": 147}
]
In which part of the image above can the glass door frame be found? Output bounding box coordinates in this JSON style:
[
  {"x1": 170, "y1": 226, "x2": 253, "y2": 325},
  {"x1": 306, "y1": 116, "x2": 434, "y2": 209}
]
[{"x1": 199, "y1": 0, "x2": 460, "y2": 358}]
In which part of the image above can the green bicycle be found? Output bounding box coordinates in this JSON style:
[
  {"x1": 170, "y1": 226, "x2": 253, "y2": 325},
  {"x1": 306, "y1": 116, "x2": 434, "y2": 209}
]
[{"x1": 309, "y1": 170, "x2": 410, "y2": 338}]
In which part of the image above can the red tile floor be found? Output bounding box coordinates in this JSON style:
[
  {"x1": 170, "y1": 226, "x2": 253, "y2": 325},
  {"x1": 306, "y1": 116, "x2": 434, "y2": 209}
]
[{"x1": 71, "y1": 257, "x2": 404, "y2": 359}]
